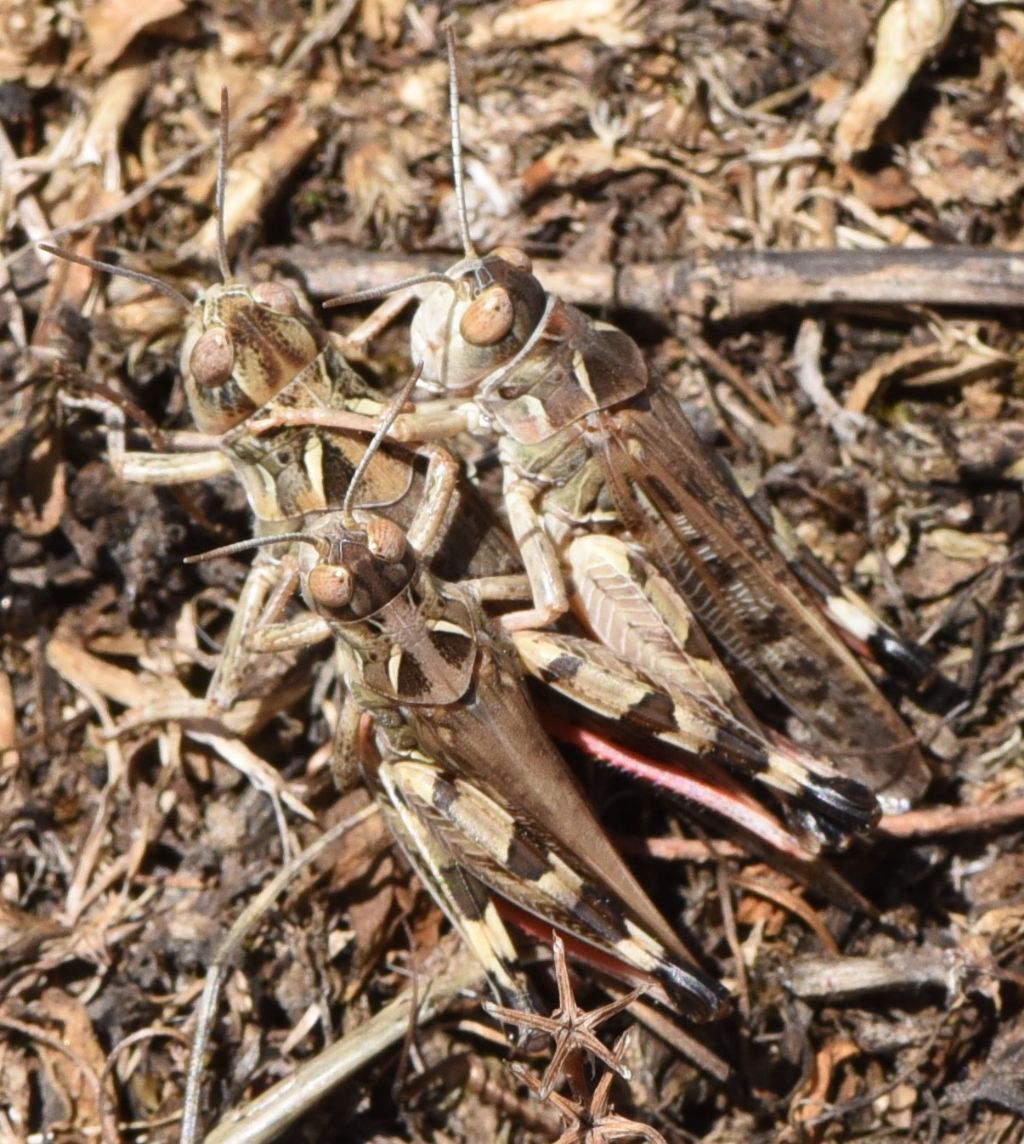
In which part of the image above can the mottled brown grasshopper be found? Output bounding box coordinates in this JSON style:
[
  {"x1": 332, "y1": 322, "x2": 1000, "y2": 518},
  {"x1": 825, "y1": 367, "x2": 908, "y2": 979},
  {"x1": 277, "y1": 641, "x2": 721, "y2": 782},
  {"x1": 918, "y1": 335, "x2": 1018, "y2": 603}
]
[
  {"x1": 45, "y1": 93, "x2": 738, "y2": 1051},
  {"x1": 235, "y1": 488, "x2": 729, "y2": 1021},
  {"x1": 45, "y1": 86, "x2": 886, "y2": 847},
  {"x1": 40, "y1": 95, "x2": 519, "y2": 714},
  {"x1": 41, "y1": 87, "x2": 823, "y2": 973},
  {"x1": 309, "y1": 31, "x2": 937, "y2": 826}
]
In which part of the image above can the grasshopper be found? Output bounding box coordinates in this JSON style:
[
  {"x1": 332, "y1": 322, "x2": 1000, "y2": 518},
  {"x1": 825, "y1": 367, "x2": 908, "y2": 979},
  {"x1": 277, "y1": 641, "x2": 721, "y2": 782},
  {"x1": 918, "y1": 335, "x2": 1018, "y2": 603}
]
[
  {"x1": 40, "y1": 94, "x2": 520, "y2": 713},
  {"x1": 315, "y1": 32, "x2": 934, "y2": 816},
  {"x1": 41, "y1": 89, "x2": 855, "y2": 853},
  {"x1": 234, "y1": 484, "x2": 729, "y2": 1022}
]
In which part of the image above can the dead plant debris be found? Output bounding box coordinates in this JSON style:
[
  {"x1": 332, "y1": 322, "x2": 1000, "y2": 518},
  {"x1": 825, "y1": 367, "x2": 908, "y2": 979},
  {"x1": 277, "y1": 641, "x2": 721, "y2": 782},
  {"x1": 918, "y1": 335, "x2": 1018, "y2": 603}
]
[{"x1": 2, "y1": 1, "x2": 1022, "y2": 1142}]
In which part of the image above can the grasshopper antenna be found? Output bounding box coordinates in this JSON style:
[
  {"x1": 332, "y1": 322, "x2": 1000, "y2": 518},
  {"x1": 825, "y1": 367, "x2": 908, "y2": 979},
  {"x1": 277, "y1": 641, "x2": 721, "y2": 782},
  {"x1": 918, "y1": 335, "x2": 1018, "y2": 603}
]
[
  {"x1": 324, "y1": 271, "x2": 455, "y2": 311},
  {"x1": 215, "y1": 88, "x2": 231, "y2": 283},
  {"x1": 445, "y1": 24, "x2": 477, "y2": 259},
  {"x1": 323, "y1": 28, "x2": 475, "y2": 313},
  {"x1": 341, "y1": 363, "x2": 424, "y2": 523},
  {"x1": 38, "y1": 245, "x2": 192, "y2": 311},
  {"x1": 183, "y1": 531, "x2": 329, "y2": 564}
]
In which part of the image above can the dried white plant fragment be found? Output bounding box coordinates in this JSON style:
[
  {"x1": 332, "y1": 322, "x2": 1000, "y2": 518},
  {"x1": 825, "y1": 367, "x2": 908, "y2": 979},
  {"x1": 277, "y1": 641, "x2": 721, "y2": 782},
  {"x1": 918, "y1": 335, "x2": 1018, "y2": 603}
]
[
  {"x1": 467, "y1": 0, "x2": 644, "y2": 50},
  {"x1": 835, "y1": 0, "x2": 963, "y2": 160}
]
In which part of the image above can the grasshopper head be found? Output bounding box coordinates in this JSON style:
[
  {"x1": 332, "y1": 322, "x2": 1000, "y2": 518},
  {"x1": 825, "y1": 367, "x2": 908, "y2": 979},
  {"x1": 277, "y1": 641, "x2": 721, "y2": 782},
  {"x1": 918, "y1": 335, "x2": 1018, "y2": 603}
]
[
  {"x1": 302, "y1": 515, "x2": 416, "y2": 627},
  {"x1": 410, "y1": 248, "x2": 547, "y2": 395},
  {"x1": 181, "y1": 281, "x2": 326, "y2": 434},
  {"x1": 302, "y1": 513, "x2": 478, "y2": 705}
]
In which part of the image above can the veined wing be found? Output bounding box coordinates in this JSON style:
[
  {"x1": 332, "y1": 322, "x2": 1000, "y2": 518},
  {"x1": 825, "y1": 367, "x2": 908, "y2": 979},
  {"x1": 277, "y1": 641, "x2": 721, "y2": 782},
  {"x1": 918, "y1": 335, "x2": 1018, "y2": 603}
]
[
  {"x1": 559, "y1": 531, "x2": 880, "y2": 843},
  {"x1": 594, "y1": 383, "x2": 930, "y2": 810}
]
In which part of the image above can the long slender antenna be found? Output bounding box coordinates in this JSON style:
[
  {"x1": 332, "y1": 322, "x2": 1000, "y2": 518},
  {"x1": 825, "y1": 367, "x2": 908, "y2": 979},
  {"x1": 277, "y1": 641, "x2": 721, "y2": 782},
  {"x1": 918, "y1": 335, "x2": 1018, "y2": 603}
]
[
  {"x1": 342, "y1": 363, "x2": 423, "y2": 522},
  {"x1": 38, "y1": 244, "x2": 192, "y2": 311},
  {"x1": 183, "y1": 531, "x2": 327, "y2": 564},
  {"x1": 215, "y1": 88, "x2": 231, "y2": 283},
  {"x1": 323, "y1": 272, "x2": 455, "y2": 310},
  {"x1": 445, "y1": 25, "x2": 477, "y2": 259}
]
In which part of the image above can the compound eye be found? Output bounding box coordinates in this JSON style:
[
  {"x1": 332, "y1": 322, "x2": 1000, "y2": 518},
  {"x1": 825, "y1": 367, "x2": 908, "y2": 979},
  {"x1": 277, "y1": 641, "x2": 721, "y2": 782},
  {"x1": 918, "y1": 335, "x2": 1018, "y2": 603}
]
[
  {"x1": 365, "y1": 517, "x2": 406, "y2": 563},
  {"x1": 308, "y1": 564, "x2": 354, "y2": 612},
  {"x1": 459, "y1": 285, "x2": 514, "y2": 346},
  {"x1": 251, "y1": 281, "x2": 299, "y2": 315},
  {"x1": 490, "y1": 246, "x2": 532, "y2": 274},
  {"x1": 189, "y1": 328, "x2": 235, "y2": 387}
]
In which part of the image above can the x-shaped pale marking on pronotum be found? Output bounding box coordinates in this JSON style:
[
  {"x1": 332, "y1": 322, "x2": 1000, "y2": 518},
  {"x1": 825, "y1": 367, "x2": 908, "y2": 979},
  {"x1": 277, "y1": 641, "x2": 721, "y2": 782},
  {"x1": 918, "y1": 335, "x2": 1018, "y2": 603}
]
[
  {"x1": 484, "y1": 932, "x2": 645, "y2": 1101},
  {"x1": 513, "y1": 1027, "x2": 668, "y2": 1144}
]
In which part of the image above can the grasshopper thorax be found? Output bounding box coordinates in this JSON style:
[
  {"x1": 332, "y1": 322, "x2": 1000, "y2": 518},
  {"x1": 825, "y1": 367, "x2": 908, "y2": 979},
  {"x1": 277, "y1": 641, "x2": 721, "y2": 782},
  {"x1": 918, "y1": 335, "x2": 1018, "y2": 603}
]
[
  {"x1": 181, "y1": 281, "x2": 327, "y2": 435},
  {"x1": 410, "y1": 249, "x2": 546, "y2": 395}
]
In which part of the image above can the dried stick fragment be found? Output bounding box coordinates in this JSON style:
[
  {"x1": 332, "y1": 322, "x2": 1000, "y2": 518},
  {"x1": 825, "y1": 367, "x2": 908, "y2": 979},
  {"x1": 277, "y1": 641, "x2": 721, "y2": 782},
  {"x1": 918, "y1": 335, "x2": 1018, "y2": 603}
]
[
  {"x1": 878, "y1": 798, "x2": 1024, "y2": 837},
  {"x1": 262, "y1": 245, "x2": 1024, "y2": 326},
  {"x1": 600, "y1": 990, "x2": 732, "y2": 1084},
  {"x1": 784, "y1": 947, "x2": 985, "y2": 1001},
  {"x1": 793, "y1": 318, "x2": 866, "y2": 447}
]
